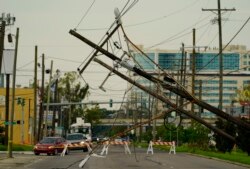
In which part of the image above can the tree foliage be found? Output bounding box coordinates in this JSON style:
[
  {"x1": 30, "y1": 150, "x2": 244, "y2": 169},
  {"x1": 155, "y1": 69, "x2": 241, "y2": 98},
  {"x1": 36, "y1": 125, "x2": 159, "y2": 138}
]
[
  {"x1": 236, "y1": 118, "x2": 250, "y2": 156},
  {"x1": 58, "y1": 71, "x2": 89, "y2": 125},
  {"x1": 214, "y1": 118, "x2": 236, "y2": 153},
  {"x1": 84, "y1": 105, "x2": 101, "y2": 125},
  {"x1": 152, "y1": 121, "x2": 210, "y2": 149},
  {"x1": 235, "y1": 85, "x2": 250, "y2": 103}
]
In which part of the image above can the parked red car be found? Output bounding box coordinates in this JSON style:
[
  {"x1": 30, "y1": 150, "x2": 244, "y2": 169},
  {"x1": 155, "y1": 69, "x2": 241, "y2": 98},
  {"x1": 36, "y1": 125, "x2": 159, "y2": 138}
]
[{"x1": 33, "y1": 137, "x2": 68, "y2": 156}]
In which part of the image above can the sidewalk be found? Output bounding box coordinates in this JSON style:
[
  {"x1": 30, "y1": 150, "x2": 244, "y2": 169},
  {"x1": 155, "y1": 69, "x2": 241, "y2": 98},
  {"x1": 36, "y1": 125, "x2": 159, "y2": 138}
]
[
  {"x1": 0, "y1": 151, "x2": 41, "y2": 169},
  {"x1": 0, "y1": 151, "x2": 34, "y2": 158}
]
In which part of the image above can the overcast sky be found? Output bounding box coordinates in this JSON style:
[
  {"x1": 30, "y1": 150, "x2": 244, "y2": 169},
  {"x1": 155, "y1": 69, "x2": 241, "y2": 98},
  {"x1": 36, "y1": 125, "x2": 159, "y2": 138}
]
[{"x1": 2, "y1": 0, "x2": 250, "y2": 109}]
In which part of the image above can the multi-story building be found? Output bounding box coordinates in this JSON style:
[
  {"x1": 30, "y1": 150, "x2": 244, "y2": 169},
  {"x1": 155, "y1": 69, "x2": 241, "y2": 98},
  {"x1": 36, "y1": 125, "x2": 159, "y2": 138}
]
[
  {"x1": 129, "y1": 45, "x2": 250, "y2": 118},
  {"x1": 0, "y1": 88, "x2": 35, "y2": 144}
]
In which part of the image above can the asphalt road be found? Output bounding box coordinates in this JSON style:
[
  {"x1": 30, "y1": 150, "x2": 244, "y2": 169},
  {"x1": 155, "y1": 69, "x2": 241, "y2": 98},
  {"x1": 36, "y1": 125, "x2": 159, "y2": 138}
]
[{"x1": 0, "y1": 147, "x2": 249, "y2": 169}]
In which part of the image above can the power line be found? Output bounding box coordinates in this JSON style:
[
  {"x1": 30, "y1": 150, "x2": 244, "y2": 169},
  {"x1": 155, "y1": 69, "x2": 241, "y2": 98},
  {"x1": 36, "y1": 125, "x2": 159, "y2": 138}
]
[
  {"x1": 196, "y1": 16, "x2": 250, "y2": 73},
  {"x1": 146, "y1": 15, "x2": 213, "y2": 49},
  {"x1": 74, "y1": 0, "x2": 96, "y2": 30},
  {"x1": 76, "y1": 0, "x2": 201, "y2": 31}
]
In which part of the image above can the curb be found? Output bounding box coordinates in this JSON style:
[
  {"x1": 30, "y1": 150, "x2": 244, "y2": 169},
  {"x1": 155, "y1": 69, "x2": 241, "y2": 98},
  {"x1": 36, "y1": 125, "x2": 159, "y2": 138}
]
[
  {"x1": 0, "y1": 151, "x2": 33, "y2": 154},
  {"x1": 187, "y1": 153, "x2": 250, "y2": 168}
]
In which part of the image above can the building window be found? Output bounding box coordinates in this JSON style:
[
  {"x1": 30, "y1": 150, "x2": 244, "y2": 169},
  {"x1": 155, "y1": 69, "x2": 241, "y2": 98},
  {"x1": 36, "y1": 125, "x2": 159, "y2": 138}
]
[
  {"x1": 134, "y1": 53, "x2": 155, "y2": 70},
  {"x1": 194, "y1": 53, "x2": 239, "y2": 71},
  {"x1": 158, "y1": 53, "x2": 182, "y2": 70}
]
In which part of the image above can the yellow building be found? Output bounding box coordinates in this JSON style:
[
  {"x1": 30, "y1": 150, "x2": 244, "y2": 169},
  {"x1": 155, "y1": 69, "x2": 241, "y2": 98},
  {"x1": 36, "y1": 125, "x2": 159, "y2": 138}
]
[{"x1": 0, "y1": 88, "x2": 35, "y2": 145}]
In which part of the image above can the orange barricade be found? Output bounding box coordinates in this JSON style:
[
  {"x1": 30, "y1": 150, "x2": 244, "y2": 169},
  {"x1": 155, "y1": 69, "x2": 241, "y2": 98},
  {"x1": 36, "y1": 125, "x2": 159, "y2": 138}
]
[
  {"x1": 100, "y1": 141, "x2": 131, "y2": 155},
  {"x1": 147, "y1": 141, "x2": 176, "y2": 155}
]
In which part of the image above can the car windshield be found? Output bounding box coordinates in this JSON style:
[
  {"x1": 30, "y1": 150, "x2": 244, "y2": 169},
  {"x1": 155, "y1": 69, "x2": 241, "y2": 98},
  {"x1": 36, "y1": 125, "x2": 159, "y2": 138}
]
[
  {"x1": 40, "y1": 137, "x2": 57, "y2": 144},
  {"x1": 67, "y1": 134, "x2": 86, "y2": 140}
]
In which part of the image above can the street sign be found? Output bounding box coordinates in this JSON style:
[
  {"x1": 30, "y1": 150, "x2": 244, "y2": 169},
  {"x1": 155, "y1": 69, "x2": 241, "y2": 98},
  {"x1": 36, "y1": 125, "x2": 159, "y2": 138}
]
[{"x1": 4, "y1": 121, "x2": 17, "y2": 125}]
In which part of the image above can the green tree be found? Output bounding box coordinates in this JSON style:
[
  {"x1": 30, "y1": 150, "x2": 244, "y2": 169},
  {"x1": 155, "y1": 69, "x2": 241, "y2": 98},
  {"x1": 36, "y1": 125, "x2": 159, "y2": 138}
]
[
  {"x1": 214, "y1": 118, "x2": 236, "y2": 153},
  {"x1": 236, "y1": 118, "x2": 250, "y2": 156},
  {"x1": 58, "y1": 71, "x2": 89, "y2": 130},
  {"x1": 84, "y1": 105, "x2": 101, "y2": 126},
  {"x1": 183, "y1": 122, "x2": 210, "y2": 149}
]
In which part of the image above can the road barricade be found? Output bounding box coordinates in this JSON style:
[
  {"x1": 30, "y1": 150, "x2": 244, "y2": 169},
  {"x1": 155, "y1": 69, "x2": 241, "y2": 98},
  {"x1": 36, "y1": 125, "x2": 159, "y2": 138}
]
[
  {"x1": 146, "y1": 141, "x2": 176, "y2": 155},
  {"x1": 100, "y1": 141, "x2": 131, "y2": 155},
  {"x1": 61, "y1": 142, "x2": 92, "y2": 156}
]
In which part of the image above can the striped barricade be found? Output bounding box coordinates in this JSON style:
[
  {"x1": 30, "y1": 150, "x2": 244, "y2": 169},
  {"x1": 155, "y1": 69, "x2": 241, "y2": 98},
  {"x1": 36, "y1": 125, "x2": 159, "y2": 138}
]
[
  {"x1": 100, "y1": 141, "x2": 131, "y2": 155},
  {"x1": 61, "y1": 142, "x2": 92, "y2": 156},
  {"x1": 147, "y1": 141, "x2": 176, "y2": 155}
]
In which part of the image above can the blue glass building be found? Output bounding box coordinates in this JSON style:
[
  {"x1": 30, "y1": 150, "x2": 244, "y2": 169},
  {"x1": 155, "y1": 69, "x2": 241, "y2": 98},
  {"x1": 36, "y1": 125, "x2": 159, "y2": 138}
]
[{"x1": 131, "y1": 48, "x2": 248, "y2": 118}]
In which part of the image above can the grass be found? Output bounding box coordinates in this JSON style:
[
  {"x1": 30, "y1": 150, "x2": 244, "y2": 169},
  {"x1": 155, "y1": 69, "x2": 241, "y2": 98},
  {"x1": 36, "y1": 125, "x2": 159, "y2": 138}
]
[
  {"x1": 0, "y1": 144, "x2": 33, "y2": 151},
  {"x1": 189, "y1": 149, "x2": 250, "y2": 165},
  {"x1": 151, "y1": 144, "x2": 250, "y2": 166}
]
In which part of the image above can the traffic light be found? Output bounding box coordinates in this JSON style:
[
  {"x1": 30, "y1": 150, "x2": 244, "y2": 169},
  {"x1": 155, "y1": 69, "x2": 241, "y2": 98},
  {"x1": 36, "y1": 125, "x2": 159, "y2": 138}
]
[
  {"x1": 17, "y1": 97, "x2": 25, "y2": 106},
  {"x1": 109, "y1": 99, "x2": 113, "y2": 107},
  {"x1": 16, "y1": 120, "x2": 24, "y2": 124}
]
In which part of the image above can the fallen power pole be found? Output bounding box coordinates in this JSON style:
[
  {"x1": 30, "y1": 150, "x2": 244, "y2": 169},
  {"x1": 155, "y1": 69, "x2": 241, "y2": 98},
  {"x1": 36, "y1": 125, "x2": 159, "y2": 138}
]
[
  {"x1": 69, "y1": 29, "x2": 250, "y2": 132},
  {"x1": 93, "y1": 57, "x2": 235, "y2": 142}
]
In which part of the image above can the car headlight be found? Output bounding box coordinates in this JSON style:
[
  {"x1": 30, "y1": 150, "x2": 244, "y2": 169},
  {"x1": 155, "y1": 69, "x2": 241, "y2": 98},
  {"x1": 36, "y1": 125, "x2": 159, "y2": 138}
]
[
  {"x1": 80, "y1": 141, "x2": 85, "y2": 145},
  {"x1": 48, "y1": 146, "x2": 55, "y2": 149},
  {"x1": 34, "y1": 146, "x2": 38, "y2": 149}
]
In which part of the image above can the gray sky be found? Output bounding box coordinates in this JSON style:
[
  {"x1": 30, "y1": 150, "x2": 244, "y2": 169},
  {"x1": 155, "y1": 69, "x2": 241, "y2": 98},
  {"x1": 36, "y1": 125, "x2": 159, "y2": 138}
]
[{"x1": 2, "y1": 0, "x2": 250, "y2": 109}]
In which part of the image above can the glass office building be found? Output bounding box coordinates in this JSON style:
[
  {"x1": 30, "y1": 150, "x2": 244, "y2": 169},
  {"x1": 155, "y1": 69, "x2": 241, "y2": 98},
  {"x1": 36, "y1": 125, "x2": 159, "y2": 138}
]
[
  {"x1": 131, "y1": 47, "x2": 249, "y2": 118},
  {"x1": 194, "y1": 52, "x2": 239, "y2": 71}
]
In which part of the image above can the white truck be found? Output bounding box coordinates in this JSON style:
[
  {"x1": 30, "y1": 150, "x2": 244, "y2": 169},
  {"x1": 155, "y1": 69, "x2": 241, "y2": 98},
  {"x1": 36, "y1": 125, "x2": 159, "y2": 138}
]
[{"x1": 69, "y1": 117, "x2": 92, "y2": 141}]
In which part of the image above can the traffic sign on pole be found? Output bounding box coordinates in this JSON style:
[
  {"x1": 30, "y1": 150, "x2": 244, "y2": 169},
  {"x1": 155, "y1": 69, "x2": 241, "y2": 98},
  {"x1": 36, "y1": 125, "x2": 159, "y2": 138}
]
[{"x1": 4, "y1": 121, "x2": 17, "y2": 125}]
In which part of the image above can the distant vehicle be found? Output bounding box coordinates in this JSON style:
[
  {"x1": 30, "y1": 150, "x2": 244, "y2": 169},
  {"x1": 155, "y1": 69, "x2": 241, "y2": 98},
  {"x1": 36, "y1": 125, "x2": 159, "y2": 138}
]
[
  {"x1": 114, "y1": 136, "x2": 128, "y2": 142},
  {"x1": 66, "y1": 133, "x2": 92, "y2": 152},
  {"x1": 33, "y1": 137, "x2": 68, "y2": 156},
  {"x1": 92, "y1": 135, "x2": 109, "y2": 142}
]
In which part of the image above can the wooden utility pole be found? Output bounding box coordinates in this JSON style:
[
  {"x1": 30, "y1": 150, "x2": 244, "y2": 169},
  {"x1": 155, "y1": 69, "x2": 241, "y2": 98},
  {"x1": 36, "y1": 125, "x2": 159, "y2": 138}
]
[
  {"x1": 191, "y1": 29, "x2": 196, "y2": 113},
  {"x1": 44, "y1": 60, "x2": 53, "y2": 137},
  {"x1": 8, "y1": 27, "x2": 19, "y2": 158},
  {"x1": 0, "y1": 21, "x2": 5, "y2": 74},
  {"x1": 38, "y1": 54, "x2": 45, "y2": 141},
  {"x1": 198, "y1": 80, "x2": 203, "y2": 117},
  {"x1": 180, "y1": 43, "x2": 185, "y2": 106},
  {"x1": 33, "y1": 46, "x2": 38, "y2": 144},
  {"x1": 202, "y1": 0, "x2": 235, "y2": 110}
]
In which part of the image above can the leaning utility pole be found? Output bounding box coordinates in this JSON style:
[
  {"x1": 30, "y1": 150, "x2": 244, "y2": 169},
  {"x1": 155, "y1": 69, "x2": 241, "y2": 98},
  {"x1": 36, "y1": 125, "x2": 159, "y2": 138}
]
[
  {"x1": 202, "y1": 0, "x2": 235, "y2": 110},
  {"x1": 69, "y1": 29, "x2": 250, "y2": 131},
  {"x1": 94, "y1": 57, "x2": 235, "y2": 142}
]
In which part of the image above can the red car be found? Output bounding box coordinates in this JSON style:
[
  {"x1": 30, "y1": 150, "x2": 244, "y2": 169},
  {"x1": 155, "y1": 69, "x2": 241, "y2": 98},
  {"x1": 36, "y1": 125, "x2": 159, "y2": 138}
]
[{"x1": 33, "y1": 137, "x2": 68, "y2": 156}]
